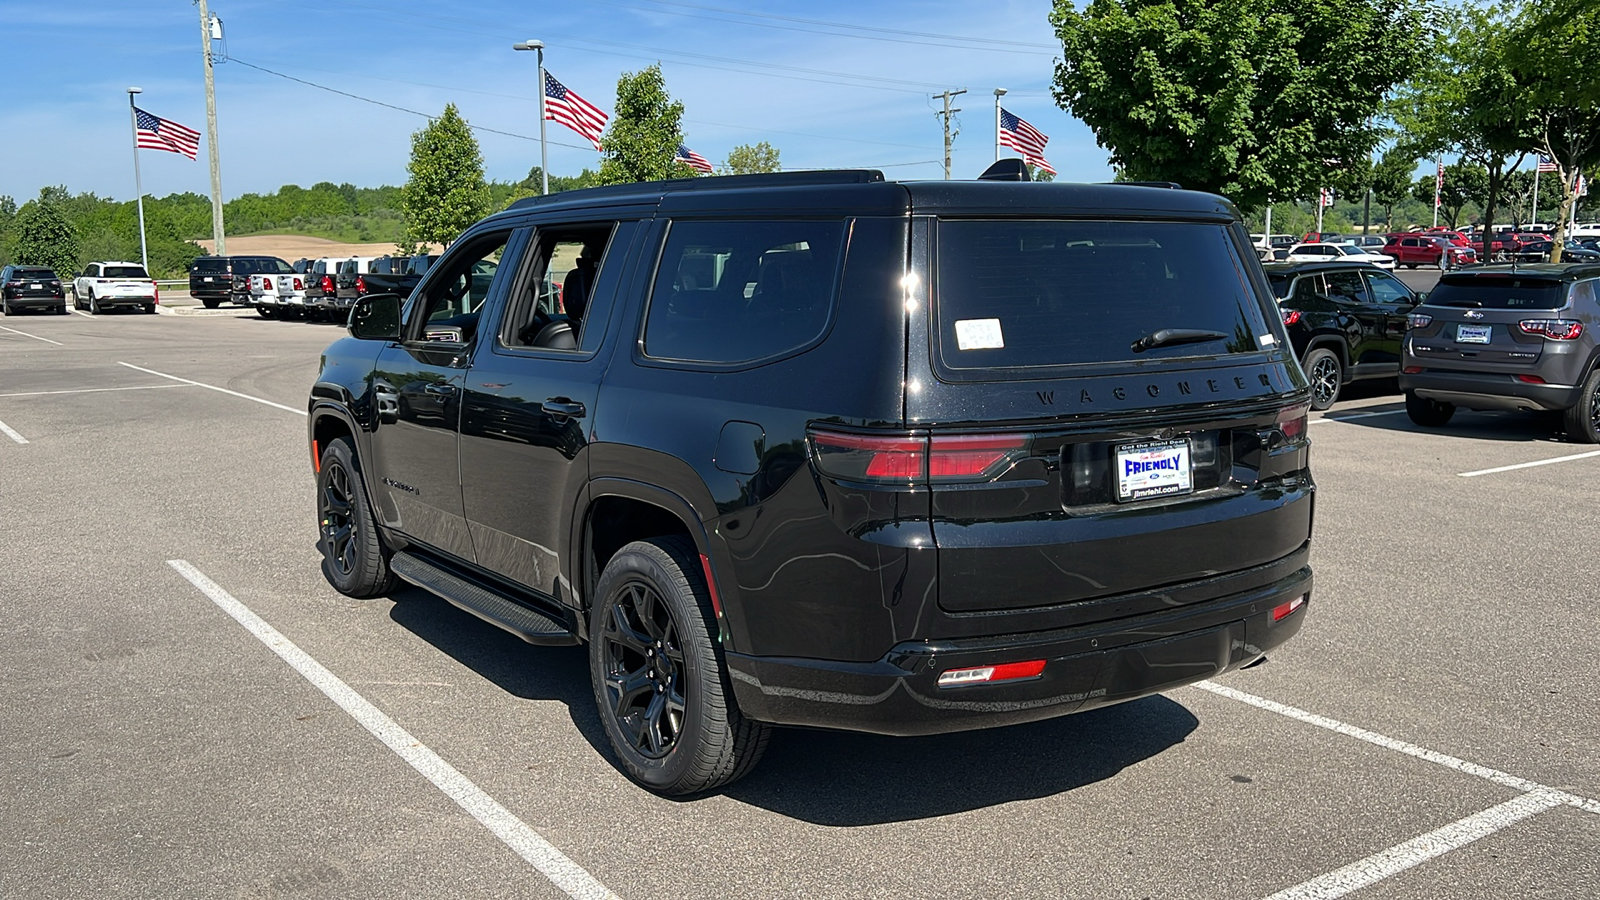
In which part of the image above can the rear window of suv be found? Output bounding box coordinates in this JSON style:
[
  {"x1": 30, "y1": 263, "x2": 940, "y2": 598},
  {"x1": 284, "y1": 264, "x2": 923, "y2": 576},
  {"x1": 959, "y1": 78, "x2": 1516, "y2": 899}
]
[
  {"x1": 103, "y1": 266, "x2": 149, "y2": 278},
  {"x1": 1429, "y1": 276, "x2": 1567, "y2": 309},
  {"x1": 192, "y1": 258, "x2": 228, "y2": 274},
  {"x1": 935, "y1": 219, "x2": 1271, "y2": 370}
]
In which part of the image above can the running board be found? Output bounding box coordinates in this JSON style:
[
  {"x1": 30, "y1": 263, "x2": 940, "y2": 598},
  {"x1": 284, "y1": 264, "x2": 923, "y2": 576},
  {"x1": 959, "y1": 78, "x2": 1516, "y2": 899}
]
[{"x1": 390, "y1": 551, "x2": 578, "y2": 646}]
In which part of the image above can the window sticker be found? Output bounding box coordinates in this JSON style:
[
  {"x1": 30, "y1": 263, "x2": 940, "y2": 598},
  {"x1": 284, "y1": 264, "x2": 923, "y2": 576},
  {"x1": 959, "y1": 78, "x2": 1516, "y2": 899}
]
[
  {"x1": 1259, "y1": 334, "x2": 1276, "y2": 347},
  {"x1": 955, "y1": 318, "x2": 1005, "y2": 350}
]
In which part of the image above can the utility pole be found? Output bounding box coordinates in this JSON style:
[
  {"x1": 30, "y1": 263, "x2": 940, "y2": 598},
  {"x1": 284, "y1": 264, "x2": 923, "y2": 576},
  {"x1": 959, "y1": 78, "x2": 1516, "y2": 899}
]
[
  {"x1": 934, "y1": 89, "x2": 966, "y2": 180},
  {"x1": 197, "y1": 0, "x2": 226, "y2": 255}
]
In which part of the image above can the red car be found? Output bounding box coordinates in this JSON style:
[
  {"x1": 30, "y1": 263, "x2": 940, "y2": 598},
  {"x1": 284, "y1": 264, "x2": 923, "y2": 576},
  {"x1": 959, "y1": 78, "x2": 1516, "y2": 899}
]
[{"x1": 1383, "y1": 234, "x2": 1477, "y2": 269}]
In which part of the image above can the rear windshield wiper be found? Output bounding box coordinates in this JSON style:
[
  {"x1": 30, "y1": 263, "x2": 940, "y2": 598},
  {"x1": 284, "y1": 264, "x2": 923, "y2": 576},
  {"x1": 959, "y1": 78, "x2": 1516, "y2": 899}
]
[
  {"x1": 1130, "y1": 328, "x2": 1230, "y2": 353},
  {"x1": 1440, "y1": 299, "x2": 1484, "y2": 307}
]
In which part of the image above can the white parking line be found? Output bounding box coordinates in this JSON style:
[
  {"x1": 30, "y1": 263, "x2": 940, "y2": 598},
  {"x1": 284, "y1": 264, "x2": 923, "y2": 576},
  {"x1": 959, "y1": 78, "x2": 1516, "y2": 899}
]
[
  {"x1": 0, "y1": 419, "x2": 28, "y2": 444},
  {"x1": 166, "y1": 560, "x2": 620, "y2": 900},
  {"x1": 1309, "y1": 409, "x2": 1407, "y2": 425},
  {"x1": 1261, "y1": 791, "x2": 1566, "y2": 900},
  {"x1": 1458, "y1": 449, "x2": 1600, "y2": 478},
  {"x1": 0, "y1": 383, "x2": 193, "y2": 398},
  {"x1": 0, "y1": 324, "x2": 63, "y2": 346},
  {"x1": 117, "y1": 361, "x2": 307, "y2": 416}
]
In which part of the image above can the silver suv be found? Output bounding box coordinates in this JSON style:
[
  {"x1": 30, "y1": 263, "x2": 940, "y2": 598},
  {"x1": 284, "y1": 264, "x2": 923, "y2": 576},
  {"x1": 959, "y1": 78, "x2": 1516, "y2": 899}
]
[{"x1": 1400, "y1": 264, "x2": 1600, "y2": 441}]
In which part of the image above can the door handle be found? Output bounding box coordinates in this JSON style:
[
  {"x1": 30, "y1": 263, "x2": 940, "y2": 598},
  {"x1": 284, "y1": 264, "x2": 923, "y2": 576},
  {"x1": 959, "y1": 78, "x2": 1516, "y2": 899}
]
[
  {"x1": 424, "y1": 383, "x2": 458, "y2": 397},
  {"x1": 541, "y1": 398, "x2": 586, "y2": 419}
]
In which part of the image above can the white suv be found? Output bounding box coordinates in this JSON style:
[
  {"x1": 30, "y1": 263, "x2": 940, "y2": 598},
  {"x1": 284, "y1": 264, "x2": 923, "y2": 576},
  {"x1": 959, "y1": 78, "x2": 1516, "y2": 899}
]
[{"x1": 74, "y1": 262, "x2": 157, "y2": 314}]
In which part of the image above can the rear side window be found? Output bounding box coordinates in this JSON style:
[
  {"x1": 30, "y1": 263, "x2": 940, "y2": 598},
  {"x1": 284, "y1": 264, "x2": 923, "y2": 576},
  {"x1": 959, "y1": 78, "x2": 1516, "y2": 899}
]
[
  {"x1": 934, "y1": 219, "x2": 1272, "y2": 370},
  {"x1": 644, "y1": 219, "x2": 845, "y2": 364},
  {"x1": 1429, "y1": 277, "x2": 1567, "y2": 310}
]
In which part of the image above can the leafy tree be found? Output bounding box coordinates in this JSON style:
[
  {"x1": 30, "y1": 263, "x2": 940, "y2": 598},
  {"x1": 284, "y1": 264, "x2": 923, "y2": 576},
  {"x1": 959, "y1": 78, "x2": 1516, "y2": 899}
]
[
  {"x1": 595, "y1": 65, "x2": 696, "y2": 186},
  {"x1": 1409, "y1": 163, "x2": 1488, "y2": 229},
  {"x1": 1371, "y1": 148, "x2": 1416, "y2": 231},
  {"x1": 1504, "y1": 0, "x2": 1600, "y2": 258},
  {"x1": 400, "y1": 103, "x2": 491, "y2": 249},
  {"x1": 11, "y1": 194, "x2": 80, "y2": 275},
  {"x1": 721, "y1": 141, "x2": 781, "y2": 175},
  {"x1": 1050, "y1": 0, "x2": 1427, "y2": 211}
]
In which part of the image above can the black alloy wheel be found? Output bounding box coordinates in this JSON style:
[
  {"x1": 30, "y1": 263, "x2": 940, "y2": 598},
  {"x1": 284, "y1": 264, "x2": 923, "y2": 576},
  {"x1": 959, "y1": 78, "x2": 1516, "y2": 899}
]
[
  {"x1": 1303, "y1": 348, "x2": 1342, "y2": 411},
  {"x1": 589, "y1": 536, "x2": 770, "y2": 796},
  {"x1": 316, "y1": 437, "x2": 396, "y2": 597},
  {"x1": 1562, "y1": 368, "x2": 1600, "y2": 443}
]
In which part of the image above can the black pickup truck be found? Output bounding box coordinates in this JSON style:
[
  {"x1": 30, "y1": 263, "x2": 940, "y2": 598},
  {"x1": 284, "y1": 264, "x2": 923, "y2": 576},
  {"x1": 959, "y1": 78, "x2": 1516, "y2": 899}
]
[
  {"x1": 189, "y1": 256, "x2": 294, "y2": 308},
  {"x1": 350, "y1": 254, "x2": 436, "y2": 299}
]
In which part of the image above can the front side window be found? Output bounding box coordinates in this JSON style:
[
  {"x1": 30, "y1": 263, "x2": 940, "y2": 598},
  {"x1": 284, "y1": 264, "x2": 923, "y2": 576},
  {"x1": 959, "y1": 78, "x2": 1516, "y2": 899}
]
[
  {"x1": 644, "y1": 219, "x2": 845, "y2": 364},
  {"x1": 410, "y1": 232, "x2": 512, "y2": 344},
  {"x1": 1366, "y1": 271, "x2": 1411, "y2": 305}
]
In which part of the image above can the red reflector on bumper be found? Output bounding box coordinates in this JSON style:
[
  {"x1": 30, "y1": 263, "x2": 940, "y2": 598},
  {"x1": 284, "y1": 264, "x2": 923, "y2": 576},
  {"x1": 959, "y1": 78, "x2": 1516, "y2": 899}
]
[
  {"x1": 1272, "y1": 596, "x2": 1306, "y2": 622},
  {"x1": 937, "y1": 659, "x2": 1046, "y2": 687}
]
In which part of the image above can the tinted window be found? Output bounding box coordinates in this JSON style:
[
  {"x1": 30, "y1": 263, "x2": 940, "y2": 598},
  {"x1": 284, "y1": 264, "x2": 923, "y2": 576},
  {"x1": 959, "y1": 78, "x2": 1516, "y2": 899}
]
[
  {"x1": 16, "y1": 267, "x2": 57, "y2": 279},
  {"x1": 1291, "y1": 273, "x2": 1324, "y2": 304},
  {"x1": 1429, "y1": 276, "x2": 1567, "y2": 310},
  {"x1": 1323, "y1": 270, "x2": 1370, "y2": 304},
  {"x1": 192, "y1": 258, "x2": 227, "y2": 273},
  {"x1": 1366, "y1": 271, "x2": 1412, "y2": 304},
  {"x1": 268, "y1": 258, "x2": 293, "y2": 274},
  {"x1": 644, "y1": 219, "x2": 844, "y2": 364},
  {"x1": 935, "y1": 219, "x2": 1271, "y2": 369},
  {"x1": 103, "y1": 266, "x2": 149, "y2": 278},
  {"x1": 1267, "y1": 273, "x2": 1293, "y2": 298}
]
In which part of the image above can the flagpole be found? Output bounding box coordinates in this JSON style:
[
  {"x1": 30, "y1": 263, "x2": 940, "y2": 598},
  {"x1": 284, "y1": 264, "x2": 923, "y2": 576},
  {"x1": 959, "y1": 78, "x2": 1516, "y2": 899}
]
[
  {"x1": 127, "y1": 88, "x2": 150, "y2": 274},
  {"x1": 993, "y1": 88, "x2": 1006, "y2": 163},
  {"x1": 1532, "y1": 165, "x2": 1541, "y2": 226},
  {"x1": 514, "y1": 40, "x2": 549, "y2": 195},
  {"x1": 1433, "y1": 156, "x2": 1442, "y2": 228}
]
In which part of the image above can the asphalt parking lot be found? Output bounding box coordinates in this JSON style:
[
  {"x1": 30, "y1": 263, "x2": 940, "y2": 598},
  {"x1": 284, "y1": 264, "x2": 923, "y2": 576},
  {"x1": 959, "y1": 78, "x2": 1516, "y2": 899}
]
[{"x1": 3, "y1": 284, "x2": 1598, "y2": 899}]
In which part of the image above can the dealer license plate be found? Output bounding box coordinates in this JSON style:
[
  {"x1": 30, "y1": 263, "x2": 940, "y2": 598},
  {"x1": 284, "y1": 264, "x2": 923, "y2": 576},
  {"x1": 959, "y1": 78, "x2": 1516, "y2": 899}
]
[
  {"x1": 30, "y1": 283, "x2": 40, "y2": 290},
  {"x1": 1115, "y1": 439, "x2": 1193, "y2": 502},
  {"x1": 204, "y1": 276, "x2": 214, "y2": 282},
  {"x1": 1457, "y1": 324, "x2": 1492, "y2": 344}
]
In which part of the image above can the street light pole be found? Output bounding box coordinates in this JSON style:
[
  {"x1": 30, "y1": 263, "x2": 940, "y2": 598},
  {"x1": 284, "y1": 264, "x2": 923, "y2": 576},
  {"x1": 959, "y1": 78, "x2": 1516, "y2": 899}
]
[
  {"x1": 513, "y1": 40, "x2": 548, "y2": 195},
  {"x1": 126, "y1": 87, "x2": 149, "y2": 274},
  {"x1": 993, "y1": 88, "x2": 1006, "y2": 163},
  {"x1": 196, "y1": 0, "x2": 226, "y2": 254}
]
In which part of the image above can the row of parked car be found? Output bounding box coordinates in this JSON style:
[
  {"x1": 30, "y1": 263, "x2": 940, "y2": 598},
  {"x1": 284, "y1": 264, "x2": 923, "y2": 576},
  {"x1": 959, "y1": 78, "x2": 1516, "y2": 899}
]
[
  {"x1": 1256, "y1": 226, "x2": 1600, "y2": 269},
  {"x1": 1, "y1": 261, "x2": 161, "y2": 315},
  {"x1": 187, "y1": 253, "x2": 438, "y2": 321}
]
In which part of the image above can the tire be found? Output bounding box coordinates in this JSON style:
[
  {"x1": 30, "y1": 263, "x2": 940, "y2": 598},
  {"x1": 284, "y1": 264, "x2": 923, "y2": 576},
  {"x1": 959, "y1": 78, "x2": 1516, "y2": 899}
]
[
  {"x1": 1, "y1": 301, "x2": 9, "y2": 316},
  {"x1": 1404, "y1": 262, "x2": 1417, "y2": 270},
  {"x1": 201, "y1": 298, "x2": 221, "y2": 309},
  {"x1": 1405, "y1": 391, "x2": 1455, "y2": 427},
  {"x1": 258, "y1": 306, "x2": 276, "y2": 319},
  {"x1": 1303, "y1": 347, "x2": 1343, "y2": 411},
  {"x1": 1561, "y1": 367, "x2": 1600, "y2": 443},
  {"x1": 88, "y1": 292, "x2": 100, "y2": 315},
  {"x1": 316, "y1": 437, "x2": 397, "y2": 598},
  {"x1": 60, "y1": 304, "x2": 70, "y2": 315},
  {"x1": 589, "y1": 536, "x2": 770, "y2": 796}
]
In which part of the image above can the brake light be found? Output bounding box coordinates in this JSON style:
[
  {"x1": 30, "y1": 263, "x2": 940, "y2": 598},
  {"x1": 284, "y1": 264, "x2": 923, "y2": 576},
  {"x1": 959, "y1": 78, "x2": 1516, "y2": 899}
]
[
  {"x1": 356, "y1": 275, "x2": 367, "y2": 294},
  {"x1": 1406, "y1": 313, "x2": 1433, "y2": 329},
  {"x1": 1517, "y1": 374, "x2": 1547, "y2": 384},
  {"x1": 1275, "y1": 404, "x2": 1309, "y2": 440},
  {"x1": 293, "y1": 277, "x2": 303, "y2": 291},
  {"x1": 1403, "y1": 366, "x2": 1423, "y2": 374},
  {"x1": 1281, "y1": 309, "x2": 1301, "y2": 326},
  {"x1": 322, "y1": 275, "x2": 335, "y2": 293},
  {"x1": 937, "y1": 659, "x2": 1046, "y2": 687},
  {"x1": 1272, "y1": 596, "x2": 1306, "y2": 622},
  {"x1": 1518, "y1": 319, "x2": 1583, "y2": 340},
  {"x1": 810, "y1": 430, "x2": 1028, "y2": 484}
]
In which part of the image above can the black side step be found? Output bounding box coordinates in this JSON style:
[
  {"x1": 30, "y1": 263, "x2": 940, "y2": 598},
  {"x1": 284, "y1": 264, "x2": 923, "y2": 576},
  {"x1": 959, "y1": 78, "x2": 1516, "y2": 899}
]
[{"x1": 390, "y1": 551, "x2": 578, "y2": 646}]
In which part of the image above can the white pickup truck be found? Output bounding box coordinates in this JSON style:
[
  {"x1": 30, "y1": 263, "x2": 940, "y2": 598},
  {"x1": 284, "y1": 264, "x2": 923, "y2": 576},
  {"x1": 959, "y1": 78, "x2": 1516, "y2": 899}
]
[
  {"x1": 74, "y1": 261, "x2": 158, "y2": 314},
  {"x1": 249, "y1": 272, "x2": 309, "y2": 319}
]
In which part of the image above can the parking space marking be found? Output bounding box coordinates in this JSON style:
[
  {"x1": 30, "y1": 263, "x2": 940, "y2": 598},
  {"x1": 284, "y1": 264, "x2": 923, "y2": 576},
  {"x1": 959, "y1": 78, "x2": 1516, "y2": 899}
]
[
  {"x1": 0, "y1": 383, "x2": 193, "y2": 399},
  {"x1": 1309, "y1": 409, "x2": 1407, "y2": 426},
  {"x1": 0, "y1": 324, "x2": 64, "y2": 346},
  {"x1": 1260, "y1": 791, "x2": 1566, "y2": 900},
  {"x1": 117, "y1": 362, "x2": 307, "y2": 417},
  {"x1": 0, "y1": 419, "x2": 28, "y2": 444},
  {"x1": 1458, "y1": 449, "x2": 1600, "y2": 478},
  {"x1": 166, "y1": 560, "x2": 621, "y2": 900}
]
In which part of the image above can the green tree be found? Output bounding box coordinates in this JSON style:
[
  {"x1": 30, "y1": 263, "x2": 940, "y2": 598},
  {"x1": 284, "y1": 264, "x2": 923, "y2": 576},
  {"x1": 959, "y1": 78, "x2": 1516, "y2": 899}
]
[
  {"x1": 11, "y1": 194, "x2": 80, "y2": 275},
  {"x1": 1050, "y1": 0, "x2": 1426, "y2": 211},
  {"x1": 1409, "y1": 163, "x2": 1488, "y2": 230},
  {"x1": 400, "y1": 103, "x2": 491, "y2": 249},
  {"x1": 595, "y1": 65, "x2": 695, "y2": 186},
  {"x1": 1371, "y1": 148, "x2": 1416, "y2": 232},
  {"x1": 721, "y1": 141, "x2": 781, "y2": 175},
  {"x1": 1504, "y1": 0, "x2": 1600, "y2": 258}
]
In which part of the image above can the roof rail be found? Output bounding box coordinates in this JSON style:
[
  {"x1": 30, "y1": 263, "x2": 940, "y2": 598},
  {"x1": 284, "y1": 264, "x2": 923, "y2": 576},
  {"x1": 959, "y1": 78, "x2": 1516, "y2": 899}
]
[
  {"x1": 507, "y1": 169, "x2": 886, "y2": 210},
  {"x1": 1106, "y1": 180, "x2": 1183, "y2": 190}
]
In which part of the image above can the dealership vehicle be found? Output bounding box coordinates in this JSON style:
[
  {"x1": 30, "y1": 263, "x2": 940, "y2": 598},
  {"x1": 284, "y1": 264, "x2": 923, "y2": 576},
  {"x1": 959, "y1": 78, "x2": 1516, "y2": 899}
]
[
  {"x1": 301, "y1": 257, "x2": 346, "y2": 320},
  {"x1": 249, "y1": 271, "x2": 309, "y2": 318},
  {"x1": 74, "y1": 262, "x2": 157, "y2": 314},
  {"x1": 189, "y1": 256, "x2": 293, "y2": 308},
  {"x1": 1265, "y1": 260, "x2": 1421, "y2": 409},
  {"x1": 332, "y1": 256, "x2": 377, "y2": 308},
  {"x1": 1285, "y1": 242, "x2": 1395, "y2": 270},
  {"x1": 1401, "y1": 264, "x2": 1600, "y2": 440},
  {"x1": 351, "y1": 254, "x2": 437, "y2": 304},
  {"x1": 308, "y1": 167, "x2": 1316, "y2": 795},
  {"x1": 1, "y1": 265, "x2": 68, "y2": 315},
  {"x1": 1384, "y1": 234, "x2": 1476, "y2": 269}
]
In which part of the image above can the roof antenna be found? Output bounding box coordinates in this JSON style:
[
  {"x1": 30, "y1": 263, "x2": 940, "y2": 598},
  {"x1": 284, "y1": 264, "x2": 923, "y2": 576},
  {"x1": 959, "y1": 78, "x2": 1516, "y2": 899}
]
[{"x1": 979, "y1": 159, "x2": 1031, "y2": 182}]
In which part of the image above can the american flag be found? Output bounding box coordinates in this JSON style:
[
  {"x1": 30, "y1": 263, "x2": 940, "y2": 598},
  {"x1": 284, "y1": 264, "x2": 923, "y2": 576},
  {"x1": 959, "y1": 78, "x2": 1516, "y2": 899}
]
[
  {"x1": 999, "y1": 108, "x2": 1056, "y2": 175},
  {"x1": 544, "y1": 71, "x2": 608, "y2": 151},
  {"x1": 675, "y1": 144, "x2": 713, "y2": 174},
  {"x1": 135, "y1": 108, "x2": 200, "y2": 160},
  {"x1": 1537, "y1": 155, "x2": 1559, "y2": 173}
]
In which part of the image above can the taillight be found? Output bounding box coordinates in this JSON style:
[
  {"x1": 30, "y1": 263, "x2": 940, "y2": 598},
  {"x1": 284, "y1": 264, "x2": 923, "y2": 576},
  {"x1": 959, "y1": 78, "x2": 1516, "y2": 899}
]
[
  {"x1": 1517, "y1": 374, "x2": 1547, "y2": 384},
  {"x1": 938, "y1": 659, "x2": 1046, "y2": 688},
  {"x1": 1281, "y1": 309, "x2": 1301, "y2": 326},
  {"x1": 1406, "y1": 313, "x2": 1433, "y2": 329},
  {"x1": 1518, "y1": 319, "x2": 1583, "y2": 340},
  {"x1": 322, "y1": 275, "x2": 335, "y2": 293},
  {"x1": 293, "y1": 277, "x2": 303, "y2": 291},
  {"x1": 810, "y1": 429, "x2": 1029, "y2": 485},
  {"x1": 1272, "y1": 596, "x2": 1306, "y2": 622},
  {"x1": 1276, "y1": 404, "x2": 1309, "y2": 441},
  {"x1": 356, "y1": 275, "x2": 367, "y2": 293}
]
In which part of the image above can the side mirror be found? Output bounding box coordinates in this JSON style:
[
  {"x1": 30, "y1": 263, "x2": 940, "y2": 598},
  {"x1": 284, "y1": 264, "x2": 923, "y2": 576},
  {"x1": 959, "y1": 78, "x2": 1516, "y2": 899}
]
[
  {"x1": 349, "y1": 293, "x2": 401, "y2": 340},
  {"x1": 1414, "y1": 291, "x2": 1429, "y2": 304}
]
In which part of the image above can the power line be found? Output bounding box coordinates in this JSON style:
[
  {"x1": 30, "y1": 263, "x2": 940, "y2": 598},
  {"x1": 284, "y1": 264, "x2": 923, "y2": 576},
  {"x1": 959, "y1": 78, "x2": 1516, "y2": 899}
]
[{"x1": 628, "y1": 0, "x2": 1058, "y2": 52}]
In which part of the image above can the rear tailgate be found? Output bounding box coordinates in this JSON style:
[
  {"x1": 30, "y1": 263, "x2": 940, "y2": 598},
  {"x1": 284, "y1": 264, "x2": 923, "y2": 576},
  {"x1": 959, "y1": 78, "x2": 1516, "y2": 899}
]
[{"x1": 912, "y1": 216, "x2": 1312, "y2": 614}]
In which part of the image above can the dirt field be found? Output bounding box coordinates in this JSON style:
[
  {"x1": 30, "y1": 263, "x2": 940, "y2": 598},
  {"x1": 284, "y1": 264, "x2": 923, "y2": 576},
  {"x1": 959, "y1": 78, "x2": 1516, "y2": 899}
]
[{"x1": 194, "y1": 235, "x2": 442, "y2": 260}]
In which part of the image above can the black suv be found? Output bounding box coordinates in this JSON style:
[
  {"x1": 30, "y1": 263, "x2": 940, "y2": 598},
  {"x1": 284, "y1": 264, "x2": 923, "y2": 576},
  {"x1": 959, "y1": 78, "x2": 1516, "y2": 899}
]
[
  {"x1": 1265, "y1": 260, "x2": 1422, "y2": 409},
  {"x1": 308, "y1": 169, "x2": 1316, "y2": 794},
  {"x1": 189, "y1": 256, "x2": 294, "y2": 308},
  {"x1": 1, "y1": 265, "x2": 67, "y2": 315}
]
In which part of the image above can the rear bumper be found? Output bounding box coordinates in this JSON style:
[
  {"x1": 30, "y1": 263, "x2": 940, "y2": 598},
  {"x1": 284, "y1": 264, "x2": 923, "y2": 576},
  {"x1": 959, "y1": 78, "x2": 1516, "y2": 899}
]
[
  {"x1": 96, "y1": 295, "x2": 154, "y2": 307},
  {"x1": 1400, "y1": 370, "x2": 1580, "y2": 411},
  {"x1": 4, "y1": 295, "x2": 65, "y2": 308},
  {"x1": 727, "y1": 565, "x2": 1312, "y2": 736}
]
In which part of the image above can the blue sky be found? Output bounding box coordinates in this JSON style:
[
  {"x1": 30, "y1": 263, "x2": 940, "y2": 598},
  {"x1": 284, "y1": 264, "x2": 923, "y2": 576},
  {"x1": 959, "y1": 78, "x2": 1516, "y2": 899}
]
[{"x1": 0, "y1": 0, "x2": 1100, "y2": 203}]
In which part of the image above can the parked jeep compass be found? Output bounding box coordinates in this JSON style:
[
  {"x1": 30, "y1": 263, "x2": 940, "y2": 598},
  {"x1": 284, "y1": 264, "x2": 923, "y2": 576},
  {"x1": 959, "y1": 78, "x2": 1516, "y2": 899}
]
[{"x1": 308, "y1": 167, "x2": 1316, "y2": 794}]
